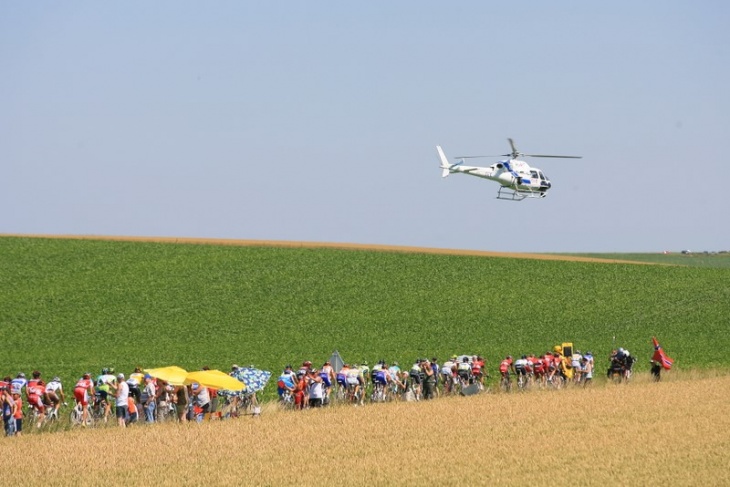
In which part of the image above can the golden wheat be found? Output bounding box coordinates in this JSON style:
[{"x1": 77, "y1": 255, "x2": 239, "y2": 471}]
[{"x1": 2, "y1": 373, "x2": 729, "y2": 486}]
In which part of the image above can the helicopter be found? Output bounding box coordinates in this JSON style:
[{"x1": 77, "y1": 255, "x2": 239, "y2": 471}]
[{"x1": 437, "y1": 138, "x2": 581, "y2": 201}]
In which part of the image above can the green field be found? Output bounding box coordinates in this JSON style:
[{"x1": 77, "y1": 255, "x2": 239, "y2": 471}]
[
  {"x1": 563, "y1": 252, "x2": 730, "y2": 268},
  {"x1": 1, "y1": 237, "x2": 728, "y2": 397}
]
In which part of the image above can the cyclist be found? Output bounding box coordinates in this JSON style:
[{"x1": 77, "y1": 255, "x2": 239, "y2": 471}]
[
  {"x1": 514, "y1": 355, "x2": 531, "y2": 388},
  {"x1": 345, "y1": 364, "x2": 364, "y2": 404},
  {"x1": 457, "y1": 357, "x2": 472, "y2": 386},
  {"x1": 319, "y1": 361, "x2": 336, "y2": 404},
  {"x1": 372, "y1": 363, "x2": 392, "y2": 401},
  {"x1": 11, "y1": 372, "x2": 27, "y2": 396},
  {"x1": 499, "y1": 356, "x2": 515, "y2": 390},
  {"x1": 388, "y1": 362, "x2": 405, "y2": 395},
  {"x1": 571, "y1": 350, "x2": 584, "y2": 383},
  {"x1": 73, "y1": 373, "x2": 95, "y2": 425},
  {"x1": 531, "y1": 355, "x2": 546, "y2": 386},
  {"x1": 359, "y1": 362, "x2": 371, "y2": 387},
  {"x1": 298, "y1": 361, "x2": 312, "y2": 378},
  {"x1": 471, "y1": 356, "x2": 485, "y2": 389},
  {"x1": 336, "y1": 364, "x2": 350, "y2": 399},
  {"x1": 96, "y1": 368, "x2": 117, "y2": 422},
  {"x1": 277, "y1": 365, "x2": 297, "y2": 402},
  {"x1": 44, "y1": 376, "x2": 66, "y2": 417},
  {"x1": 408, "y1": 360, "x2": 424, "y2": 399},
  {"x1": 27, "y1": 371, "x2": 47, "y2": 427},
  {"x1": 441, "y1": 356, "x2": 456, "y2": 393},
  {"x1": 126, "y1": 367, "x2": 145, "y2": 405}
]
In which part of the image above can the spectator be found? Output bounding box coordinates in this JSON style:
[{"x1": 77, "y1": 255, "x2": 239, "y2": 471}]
[
  {"x1": 173, "y1": 384, "x2": 189, "y2": 422},
  {"x1": 191, "y1": 383, "x2": 211, "y2": 420},
  {"x1": 142, "y1": 374, "x2": 156, "y2": 423},
  {"x1": 127, "y1": 396, "x2": 139, "y2": 424},
  {"x1": 308, "y1": 369, "x2": 324, "y2": 408},
  {"x1": 2, "y1": 388, "x2": 16, "y2": 437},
  {"x1": 110, "y1": 373, "x2": 129, "y2": 427},
  {"x1": 421, "y1": 360, "x2": 436, "y2": 400}
]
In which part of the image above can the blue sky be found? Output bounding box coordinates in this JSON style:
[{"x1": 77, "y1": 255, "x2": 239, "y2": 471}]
[{"x1": 2, "y1": 2, "x2": 728, "y2": 252}]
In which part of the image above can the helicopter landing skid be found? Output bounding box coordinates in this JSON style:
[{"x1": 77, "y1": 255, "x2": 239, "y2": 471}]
[{"x1": 496, "y1": 186, "x2": 546, "y2": 201}]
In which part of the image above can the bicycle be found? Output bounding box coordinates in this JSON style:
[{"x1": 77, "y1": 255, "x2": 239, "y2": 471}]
[
  {"x1": 546, "y1": 373, "x2": 564, "y2": 390},
  {"x1": 279, "y1": 390, "x2": 295, "y2": 410},
  {"x1": 516, "y1": 373, "x2": 531, "y2": 391},
  {"x1": 156, "y1": 399, "x2": 177, "y2": 422},
  {"x1": 345, "y1": 383, "x2": 363, "y2": 405},
  {"x1": 500, "y1": 374, "x2": 512, "y2": 393},
  {"x1": 70, "y1": 403, "x2": 94, "y2": 427}
]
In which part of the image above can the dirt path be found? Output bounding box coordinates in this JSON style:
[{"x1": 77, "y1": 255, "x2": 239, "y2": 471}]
[{"x1": 2, "y1": 233, "x2": 650, "y2": 264}]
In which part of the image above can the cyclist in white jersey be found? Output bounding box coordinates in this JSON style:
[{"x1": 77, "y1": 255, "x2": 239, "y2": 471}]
[
  {"x1": 11, "y1": 373, "x2": 27, "y2": 395},
  {"x1": 44, "y1": 377, "x2": 66, "y2": 414}
]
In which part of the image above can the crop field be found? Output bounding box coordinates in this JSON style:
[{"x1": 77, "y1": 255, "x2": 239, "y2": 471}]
[
  {"x1": 2, "y1": 371, "x2": 729, "y2": 486},
  {"x1": 564, "y1": 252, "x2": 730, "y2": 269},
  {"x1": 1, "y1": 235, "x2": 729, "y2": 395}
]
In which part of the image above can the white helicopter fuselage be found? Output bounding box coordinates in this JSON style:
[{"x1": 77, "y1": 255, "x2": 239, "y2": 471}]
[
  {"x1": 438, "y1": 147, "x2": 551, "y2": 194},
  {"x1": 437, "y1": 141, "x2": 579, "y2": 201}
]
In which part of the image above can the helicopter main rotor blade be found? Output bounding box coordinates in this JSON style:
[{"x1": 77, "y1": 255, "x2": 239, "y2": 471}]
[
  {"x1": 454, "y1": 154, "x2": 510, "y2": 159},
  {"x1": 508, "y1": 138, "x2": 518, "y2": 155},
  {"x1": 524, "y1": 154, "x2": 582, "y2": 159}
]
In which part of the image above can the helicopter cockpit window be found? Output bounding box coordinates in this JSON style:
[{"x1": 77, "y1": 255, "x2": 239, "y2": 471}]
[
  {"x1": 530, "y1": 170, "x2": 538, "y2": 179},
  {"x1": 538, "y1": 171, "x2": 546, "y2": 181}
]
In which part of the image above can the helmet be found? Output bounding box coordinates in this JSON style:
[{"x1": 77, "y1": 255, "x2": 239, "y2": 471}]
[
  {"x1": 52, "y1": 376, "x2": 61, "y2": 382},
  {"x1": 303, "y1": 361, "x2": 312, "y2": 367},
  {"x1": 451, "y1": 355, "x2": 457, "y2": 360},
  {"x1": 83, "y1": 373, "x2": 91, "y2": 379},
  {"x1": 17, "y1": 372, "x2": 25, "y2": 378},
  {"x1": 108, "y1": 368, "x2": 115, "y2": 374},
  {"x1": 506, "y1": 355, "x2": 513, "y2": 360},
  {"x1": 521, "y1": 355, "x2": 527, "y2": 359},
  {"x1": 101, "y1": 368, "x2": 109, "y2": 375},
  {"x1": 553, "y1": 346, "x2": 561, "y2": 353}
]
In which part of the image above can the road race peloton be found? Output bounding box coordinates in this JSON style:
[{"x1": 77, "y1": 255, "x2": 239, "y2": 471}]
[{"x1": 1, "y1": 340, "x2": 670, "y2": 436}]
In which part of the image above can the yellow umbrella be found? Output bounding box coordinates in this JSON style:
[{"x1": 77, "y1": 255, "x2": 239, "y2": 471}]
[
  {"x1": 144, "y1": 366, "x2": 189, "y2": 386},
  {"x1": 184, "y1": 369, "x2": 246, "y2": 392}
]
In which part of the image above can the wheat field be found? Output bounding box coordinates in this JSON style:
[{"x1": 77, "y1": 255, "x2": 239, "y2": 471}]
[{"x1": 2, "y1": 372, "x2": 728, "y2": 486}]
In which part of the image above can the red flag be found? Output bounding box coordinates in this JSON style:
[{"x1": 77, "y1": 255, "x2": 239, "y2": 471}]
[{"x1": 651, "y1": 337, "x2": 674, "y2": 370}]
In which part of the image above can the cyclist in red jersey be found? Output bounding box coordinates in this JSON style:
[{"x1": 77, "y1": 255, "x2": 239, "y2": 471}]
[
  {"x1": 74, "y1": 373, "x2": 95, "y2": 425},
  {"x1": 26, "y1": 371, "x2": 46, "y2": 427},
  {"x1": 499, "y1": 356, "x2": 514, "y2": 378},
  {"x1": 531, "y1": 355, "x2": 546, "y2": 385},
  {"x1": 471, "y1": 356, "x2": 485, "y2": 389}
]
